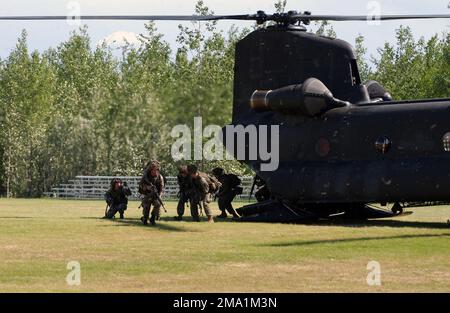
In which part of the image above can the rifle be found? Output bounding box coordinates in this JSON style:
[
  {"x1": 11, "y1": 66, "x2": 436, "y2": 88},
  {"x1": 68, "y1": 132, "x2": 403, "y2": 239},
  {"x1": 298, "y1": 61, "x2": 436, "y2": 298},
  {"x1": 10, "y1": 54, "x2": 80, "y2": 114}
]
[
  {"x1": 249, "y1": 175, "x2": 257, "y2": 201},
  {"x1": 138, "y1": 191, "x2": 167, "y2": 213},
  {"x1": 139, "y1": 175, "x2": 168, "y2": 213},
  {"x1": 148, "y1": 184, "x2": 167, "y2": 213}
]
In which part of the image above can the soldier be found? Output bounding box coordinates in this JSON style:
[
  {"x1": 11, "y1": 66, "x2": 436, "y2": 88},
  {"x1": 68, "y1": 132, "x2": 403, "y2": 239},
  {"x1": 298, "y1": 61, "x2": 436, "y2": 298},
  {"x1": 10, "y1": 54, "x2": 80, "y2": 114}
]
[
  {"x1": 104, "y1": 178, "x2": 132, "y2": 219},
  {"x1": 254, "y1": 175, "x2": 271, "y2": 202},
  {"x1": 212, "y1": 168, "x2": 242, "y2": 219},
  {"x1": 139, "y1": 160, "x2": 165, "y2": 226},
  {"x1": 174, "y1": 165, "x2": 191, "y2": 221},
  {"x1": 187, "y1": 164, "x2": 220, "y2": 223}
]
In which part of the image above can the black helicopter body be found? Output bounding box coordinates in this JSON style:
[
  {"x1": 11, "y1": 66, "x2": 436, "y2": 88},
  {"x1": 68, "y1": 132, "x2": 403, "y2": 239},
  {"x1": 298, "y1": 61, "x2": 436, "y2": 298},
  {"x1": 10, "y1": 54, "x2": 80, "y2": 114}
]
[{"x1": 230, "y1": 24, "x2": 450, "y2": 221}]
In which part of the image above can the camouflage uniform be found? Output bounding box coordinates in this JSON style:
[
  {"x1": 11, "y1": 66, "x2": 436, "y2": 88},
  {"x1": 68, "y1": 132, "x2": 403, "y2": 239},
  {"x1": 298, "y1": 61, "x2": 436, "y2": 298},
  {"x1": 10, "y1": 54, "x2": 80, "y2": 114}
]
[
  {"x1": 175, "y1": 168, "x2": 192, "y2": 220},
  {"x1": 104, "y1": 179, "x2": 131, "y2": 219},
  {"x1": 139, "y1": 162, "x2": 164, "y2": 225},
  {"x1": 188, "y1": 170, "x2": 220, "y2": 222}
]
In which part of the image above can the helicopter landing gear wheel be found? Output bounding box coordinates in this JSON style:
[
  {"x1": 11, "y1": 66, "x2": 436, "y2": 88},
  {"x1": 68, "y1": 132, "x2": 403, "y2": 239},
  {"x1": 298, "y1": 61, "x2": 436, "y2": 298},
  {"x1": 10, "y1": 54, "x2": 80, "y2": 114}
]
[{"x1": 391, "y1": 202, "x2": 403, "y2": 215}]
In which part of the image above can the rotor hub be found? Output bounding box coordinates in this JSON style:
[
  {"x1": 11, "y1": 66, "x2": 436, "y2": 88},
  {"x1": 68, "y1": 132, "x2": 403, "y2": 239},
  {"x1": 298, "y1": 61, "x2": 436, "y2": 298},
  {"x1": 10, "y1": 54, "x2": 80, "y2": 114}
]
[{"x1": 255, "y1": 10, "x2": 312, "y2": 26}]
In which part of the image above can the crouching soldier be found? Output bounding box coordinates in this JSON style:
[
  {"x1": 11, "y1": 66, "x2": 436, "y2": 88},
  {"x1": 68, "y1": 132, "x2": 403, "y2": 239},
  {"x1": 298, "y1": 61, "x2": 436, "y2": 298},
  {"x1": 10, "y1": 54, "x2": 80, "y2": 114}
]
[
  {"x1": 212, "y1": 168, "x2": 242, "y2": 219},
  {"x1": 174, "y1": 165, "x2": 191, "y2": 221},
  {"x1": 254, "y1": 175, "x2": 271, "y2": 202},
  {"x1": 187, "y1": 164, "x2": 220, "y2": 223},
  {"x1": 104, "y1": 178, "x2": 131, "y2": 219},
  {"x1": 139, "y1": 160, "x2": 165, "y2": 226}
]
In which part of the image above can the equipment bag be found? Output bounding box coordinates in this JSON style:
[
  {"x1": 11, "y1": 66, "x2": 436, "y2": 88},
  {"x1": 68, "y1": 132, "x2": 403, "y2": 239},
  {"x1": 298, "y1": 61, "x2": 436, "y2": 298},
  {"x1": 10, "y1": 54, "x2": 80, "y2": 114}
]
[
  {"x1": 227, "y1": 174, "x2": 241, "y2": 188},
  {"x1": 203, "y1": 174, "x2": 221, "y2": 193}
]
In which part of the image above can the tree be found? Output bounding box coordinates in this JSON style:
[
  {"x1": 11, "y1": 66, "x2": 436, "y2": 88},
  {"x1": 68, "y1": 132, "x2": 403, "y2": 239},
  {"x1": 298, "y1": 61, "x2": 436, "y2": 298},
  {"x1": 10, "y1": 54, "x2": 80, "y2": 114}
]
[
  {"x1": 314, "y1": 20, "x2": 336, "y2": 38},
  {"x1": 370, "y1": 27, "x2": 449, "y2": 100},
  {"x1": 274, "y1": 0, "x2": 287, "y2": 13},
  {"x1": 0, "y1": 31, "x2": 57, "y2": 196},
  {"x1": 355, "y1": 34, "x2": 371, "y2": 83}
]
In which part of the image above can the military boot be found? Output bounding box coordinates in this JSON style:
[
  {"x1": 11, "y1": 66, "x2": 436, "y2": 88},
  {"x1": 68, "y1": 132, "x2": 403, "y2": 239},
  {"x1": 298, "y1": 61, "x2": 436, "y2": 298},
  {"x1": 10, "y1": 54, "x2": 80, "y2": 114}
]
[
  {"x1": 149, "y1": 215, "x2": 156, "y2": 225},
  {"x1": 174, "y1": 216, "x2": 182, "y2": 221},
  {"x1": 119, "y1": 213, "x2": 124, "y2": 219},
  {"x1": 141, "y1": 216, "x2": 148, "y2": 225}
]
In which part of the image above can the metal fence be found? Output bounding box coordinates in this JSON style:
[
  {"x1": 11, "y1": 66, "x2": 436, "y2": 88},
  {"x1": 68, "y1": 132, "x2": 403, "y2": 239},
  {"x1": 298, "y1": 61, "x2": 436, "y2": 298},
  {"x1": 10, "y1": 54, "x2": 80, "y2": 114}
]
[{"x1": 44, "y1": 175, "x2": 255, "y2": 201}]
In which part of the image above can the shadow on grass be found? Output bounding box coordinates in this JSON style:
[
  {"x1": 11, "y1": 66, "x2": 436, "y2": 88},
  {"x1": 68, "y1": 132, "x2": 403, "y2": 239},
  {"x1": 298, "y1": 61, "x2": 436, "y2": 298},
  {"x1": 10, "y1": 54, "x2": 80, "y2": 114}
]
[
  {"x1": 111, "y1": 218, "x2": 192, "y2": 232},
  {"x1": 263, "y1": 233, "x2": 450, "y2": 247},
  {"x1": 81, "y1": 214, "x2": 450, "y2": 231},
  {"x1": 81, "y1": 215, "x2": 234, "y2": 232},
  {"x1": 159, "y1": 216, "x2": 237, "y2": 223},
  {"x1": 309, "y1": 219, "x2": 450, "y2": 230},
  {"x1": 82, "y1": 214, "x2": 237, "y2": 224},
  {"x1": 90, "y1": 217, "x2": 214, "y2": 232}
]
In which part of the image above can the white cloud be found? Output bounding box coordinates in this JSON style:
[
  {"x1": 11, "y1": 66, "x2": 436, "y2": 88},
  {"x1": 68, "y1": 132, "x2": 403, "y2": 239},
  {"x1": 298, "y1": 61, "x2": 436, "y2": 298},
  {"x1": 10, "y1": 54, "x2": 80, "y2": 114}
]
[{"x1": 99, "y1": 31, "x2": 141, "y2": 47}]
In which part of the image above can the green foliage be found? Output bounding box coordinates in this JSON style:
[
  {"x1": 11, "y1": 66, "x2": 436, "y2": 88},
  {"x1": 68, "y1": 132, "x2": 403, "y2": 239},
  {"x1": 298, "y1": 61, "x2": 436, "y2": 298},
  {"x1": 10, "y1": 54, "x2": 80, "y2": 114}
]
[
  {"x1": 314, "y1": 21, "x2": 336, "y2": 38},
  {"x1": 0, "y1": 1, "x2": 448, "y2": 197},
  {"x1": 274, "y1": 0, "x2": 287, "y2": 13},
  {"x1": 355, "y1": 34, "x2": 371, "y2": 83},
  {"x1": 369, "y1": 26, "x2": 449, "y2": 100},
  {"x1": 0, "y1": 30, "x2": 58, "y2": 196},
  {"x1": 0, "y1": 1, "x2": 250, "y2": 196}
]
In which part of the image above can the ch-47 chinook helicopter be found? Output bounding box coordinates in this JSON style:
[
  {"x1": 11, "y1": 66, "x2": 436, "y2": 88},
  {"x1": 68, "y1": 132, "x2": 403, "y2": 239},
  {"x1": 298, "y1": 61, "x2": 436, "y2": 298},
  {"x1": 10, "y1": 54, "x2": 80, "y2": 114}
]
[{"x1": 2, "y1": 11, "x2": 449, "y2": 222}]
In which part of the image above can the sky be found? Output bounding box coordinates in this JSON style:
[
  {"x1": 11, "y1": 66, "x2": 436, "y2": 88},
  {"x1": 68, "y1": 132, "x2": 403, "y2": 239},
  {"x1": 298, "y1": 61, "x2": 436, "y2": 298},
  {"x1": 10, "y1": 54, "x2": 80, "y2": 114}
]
[{"x1": 0, "y1": 0, "x2": 448, "y2": 60}]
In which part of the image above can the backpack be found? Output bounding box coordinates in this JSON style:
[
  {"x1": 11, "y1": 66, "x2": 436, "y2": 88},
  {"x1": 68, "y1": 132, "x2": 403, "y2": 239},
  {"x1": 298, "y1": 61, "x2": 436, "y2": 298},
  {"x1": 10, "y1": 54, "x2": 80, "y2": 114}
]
[
  {"x1": 202, "y1": 173, "x2": 221, "y2": 193},
  {"x1": 227, "y1": 174, "x2": 241, "y2": 188}
]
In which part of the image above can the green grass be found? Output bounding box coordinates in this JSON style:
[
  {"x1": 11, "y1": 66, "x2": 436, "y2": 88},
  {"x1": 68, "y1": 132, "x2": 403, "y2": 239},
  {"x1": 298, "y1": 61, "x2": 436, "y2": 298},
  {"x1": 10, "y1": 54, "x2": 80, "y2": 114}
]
[{"x1": 0, "y1": 198, "x2": 449, "y2": 292}]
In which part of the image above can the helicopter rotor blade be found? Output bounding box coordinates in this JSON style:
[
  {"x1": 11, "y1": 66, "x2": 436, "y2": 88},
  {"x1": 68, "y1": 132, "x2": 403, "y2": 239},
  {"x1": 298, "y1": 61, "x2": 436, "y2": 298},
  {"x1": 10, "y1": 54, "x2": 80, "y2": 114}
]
[
  {"x1": 0, "y1": 15, "x2": 254, "y2": 21},
  {"x1": 293, "y1": 14, "x2": 450, "y2": 21}
]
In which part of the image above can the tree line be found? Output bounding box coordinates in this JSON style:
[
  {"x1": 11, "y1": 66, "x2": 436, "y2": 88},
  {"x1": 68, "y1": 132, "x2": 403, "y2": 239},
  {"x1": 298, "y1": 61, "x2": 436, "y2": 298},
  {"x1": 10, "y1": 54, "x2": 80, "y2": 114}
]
[{"x1": 0, "y1": 1, "x2": 448, "y2": 197}]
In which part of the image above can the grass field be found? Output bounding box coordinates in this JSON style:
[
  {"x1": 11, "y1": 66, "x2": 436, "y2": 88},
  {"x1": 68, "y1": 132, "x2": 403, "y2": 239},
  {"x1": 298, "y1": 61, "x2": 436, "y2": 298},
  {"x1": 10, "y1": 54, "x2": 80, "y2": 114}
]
[{"x1": 0, "y1": 198, "x2": 449, "y2": 292}]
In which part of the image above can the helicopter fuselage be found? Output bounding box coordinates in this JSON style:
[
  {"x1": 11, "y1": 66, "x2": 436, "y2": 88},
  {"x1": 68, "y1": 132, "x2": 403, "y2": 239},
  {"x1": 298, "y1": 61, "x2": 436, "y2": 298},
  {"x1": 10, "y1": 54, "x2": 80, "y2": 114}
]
[
  {"x1": 247, "y1": 98, "x2": 450, "y2": 204},
  {"x1": 229, "y1": 25, "x2": 450, "y2": 205}
]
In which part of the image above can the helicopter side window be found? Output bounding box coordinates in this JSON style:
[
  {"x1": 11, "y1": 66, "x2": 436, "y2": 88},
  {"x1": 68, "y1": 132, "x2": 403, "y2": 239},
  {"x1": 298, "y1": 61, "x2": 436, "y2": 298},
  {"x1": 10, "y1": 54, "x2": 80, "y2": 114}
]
[{"x1": 350, "y1": 59, "x2": 361, "y2": 86}]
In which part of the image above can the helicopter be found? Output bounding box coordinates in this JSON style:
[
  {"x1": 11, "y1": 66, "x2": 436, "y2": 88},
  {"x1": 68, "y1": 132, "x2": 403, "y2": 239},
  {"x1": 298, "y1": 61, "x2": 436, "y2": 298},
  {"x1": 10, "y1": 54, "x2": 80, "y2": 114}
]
[{"x1": 2, "y1": 11, "x2": 449, "y2": 222}]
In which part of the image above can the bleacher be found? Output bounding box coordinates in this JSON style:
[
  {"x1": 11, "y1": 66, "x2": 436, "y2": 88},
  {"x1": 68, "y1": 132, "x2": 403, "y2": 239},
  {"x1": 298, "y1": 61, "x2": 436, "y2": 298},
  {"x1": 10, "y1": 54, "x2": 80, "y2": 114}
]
[{"x1": 44, "y1": 175, "x2": 255, "y2": 201}]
